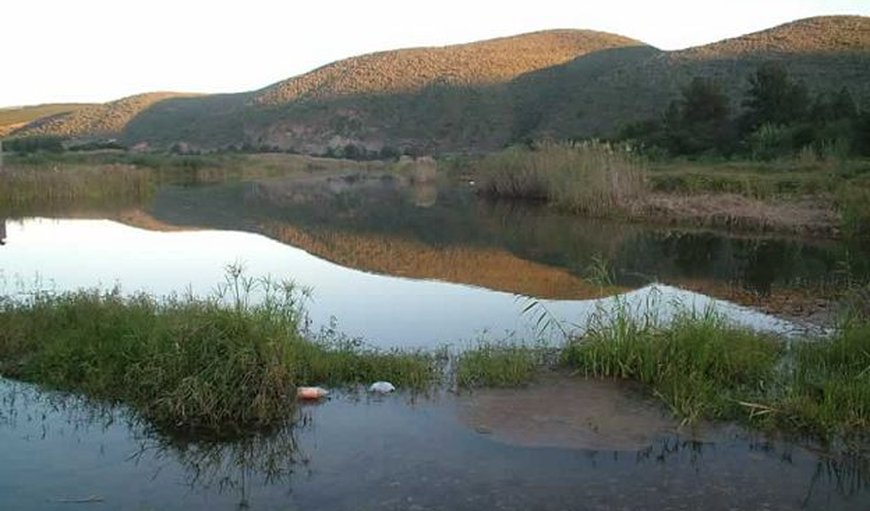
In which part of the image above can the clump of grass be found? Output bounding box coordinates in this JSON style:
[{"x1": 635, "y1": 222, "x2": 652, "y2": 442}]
[
  {"x1": 562, "y1": 303, "x2": 783, "y2": 424},
  {"x1": 777, "y1": 320, "x2": 870, "y2": 436},
  {"x1": 561, "y1": 297, "x2": 870, "y2": 439},
  {"x1": 0, "y1": 271, "x2": 438, "y2": 438},
  {"x1": 476, "y1": 140, "x2": 647, "y2": 216},
  {"x1": 837, "y1": 184, "x2": 870, "y2": 239},
  {"x1": 455, "y1": 342, "x2": 545, "y2": 388},
  {"x1": 295, "y1": 326, "x2": 441, "y2": 390}
]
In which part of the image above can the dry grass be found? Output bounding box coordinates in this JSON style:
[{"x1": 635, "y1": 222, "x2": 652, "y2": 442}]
[
  {"x1": 633, "y1": 193, "x2": 840, "y2": 236},
  {"x1": 677, "y1": 16, "x2": 870, "y2": 59},
  {"x1": 254, "y1": 30, "x2": 641, "y2": 105},
  {"x1": 476, "y1": 141, "x2": 648, "y2": 216},
  {"x1": 0, "y1": 103, "x2": 92, "y2": 136},
  {"x1": 14, "y1": 92, "x2": 197, "y2": 139},
  {"x1": 0, "y1": 164, "x2": 154, "y2": 215}
]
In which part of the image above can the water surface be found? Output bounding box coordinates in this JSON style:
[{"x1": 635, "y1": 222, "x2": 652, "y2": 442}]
[
  {"x1": 2, "y1": 173, "x2": 869, "y2": 509},
  {"x1": 2, "y1": 378, "x2": 868, "y2": 511}
]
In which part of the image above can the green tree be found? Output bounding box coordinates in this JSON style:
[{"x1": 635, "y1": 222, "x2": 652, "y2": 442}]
[
  {"x1": 741, "y1": 62, "x2": 808, "y2": 131},
  {"x1": 681, "y1": 77, "x2": 730, "y2": 124},
  {"x1": 662, "y1": 77, "x2": 733, "y2": 155}
]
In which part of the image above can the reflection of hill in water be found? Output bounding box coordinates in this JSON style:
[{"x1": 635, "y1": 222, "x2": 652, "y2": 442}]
[
  {"x1": 264, "y1": 223, "x2": 621, "y2": 300},
  {"x1": 141, "y1": 178, "x2": 870, "y2": 310},
  {"x1": 19, "y1": 174, "x2": 864, "y2": 314}
]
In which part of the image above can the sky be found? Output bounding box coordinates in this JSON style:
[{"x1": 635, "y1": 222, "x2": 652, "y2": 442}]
[{"x1": 2, "y1": 0, "x2": 868, "y2": 108}]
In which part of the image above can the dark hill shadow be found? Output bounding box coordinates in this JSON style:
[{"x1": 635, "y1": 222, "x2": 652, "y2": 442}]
[{"x1": 117, "y1": 44, "x2": 870, "y2": 153}]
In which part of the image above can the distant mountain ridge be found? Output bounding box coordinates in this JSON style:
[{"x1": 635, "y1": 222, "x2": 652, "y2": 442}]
[{"x1": 9, "y1": 16, "x2": 870, "y2": 154}]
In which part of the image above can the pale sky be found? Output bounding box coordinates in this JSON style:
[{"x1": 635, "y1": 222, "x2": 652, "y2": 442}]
[{"x1": 2, "y1": 0, "x2": 868, "y2": 108}]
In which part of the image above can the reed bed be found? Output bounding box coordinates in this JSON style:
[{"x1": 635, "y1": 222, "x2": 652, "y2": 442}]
[
  {"x1": 476, "y1": 141, "x2": 648, "y2": 216},
  {"x1": 0, "y1": 164, "x2": 154, "y2": 212}
]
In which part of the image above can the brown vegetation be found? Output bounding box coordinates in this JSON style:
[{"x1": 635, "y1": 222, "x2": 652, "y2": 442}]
[
  {"x1": 0, "y1": 103, "x2": 92, "y2": 137},
  {"x1": 476, "y1": 141, "x2": 648, "y2": 215},
  {"x1": 12, "y1": 92, "x2": 197, "y2": 139},
  {"x1": 632, "y1": 193, "x2": 839, "y2": 237},
  {"x1": 253, "y1": 30, "x2": 643, "y2": 105},
  {"x1": 677, "y1": 16, "x2": 870, "y2": 59}
]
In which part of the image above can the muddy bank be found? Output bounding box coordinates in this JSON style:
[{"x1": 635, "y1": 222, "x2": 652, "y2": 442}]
[
  {"x1": 632, "y1": 193, "x2": 839, "y2": 238},
  {"x1": 457, "y1": 374, "x2": 679, "y2": 451}
]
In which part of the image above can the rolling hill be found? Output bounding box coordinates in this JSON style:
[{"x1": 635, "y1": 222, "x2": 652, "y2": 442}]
[
  {"x1": 0, "y1": 103, "x2": 92, "y2": 138},
  {"x1": 13, "y1": 92, "x2": 199, "y2": 140},
  {"x1": 7, "y1": 16, "x2": 870, "y2": 154}
]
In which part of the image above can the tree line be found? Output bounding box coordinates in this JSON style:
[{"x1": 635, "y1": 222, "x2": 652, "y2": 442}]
[{"x1": 619, "y1": 62, "x2": 870, "y2": 160}]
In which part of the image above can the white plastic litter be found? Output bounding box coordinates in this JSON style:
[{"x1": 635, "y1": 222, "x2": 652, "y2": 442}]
[{"x1": 368, "y1": 381, "x2": 396, "y2": 394}]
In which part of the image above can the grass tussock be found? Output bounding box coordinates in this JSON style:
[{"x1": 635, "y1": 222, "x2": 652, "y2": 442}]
[
  {"x1": 562, "y1": 300, "x2": 870, "y2": 438},
  {"x1": 455, "y1": 342, "x2": 545, "y2": 388},
  {"x1": 562, "y1": 306, "x2": 782, "y2": 423},
  {"x1": 476, "y1": 141, "x2": 648, "y2": 216},
  {"x1": 0, "y1": 272, "x2": 438, "y2": 438},
  {"x1": 838, "y1": 184, "x2": 870, "y2": 239},
  {"x1": 778, "y1": 321, "x2": 870, "y2": 434}
]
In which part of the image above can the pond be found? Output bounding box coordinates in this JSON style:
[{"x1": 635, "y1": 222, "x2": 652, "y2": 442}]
[
  {"x1": 2, "y1": 172, "x2": 865, "y2": 345},
  {"x1": 2, "y1": 378, "x2": 869, "y2": 511},
  {"x1": 1, "y1": 171, "x2": 869, "y2": 509}
]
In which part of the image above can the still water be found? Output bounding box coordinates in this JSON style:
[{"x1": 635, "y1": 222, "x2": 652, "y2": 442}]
[
  {"x1": 2, "y1": 378, "x2": 869, "y2": 511},
  {"x1": 1, "y1": 173, "x2": 869, "y2": 509},
  {"x1": 2, "y1": 174, "x2": 864, "y2": 345}
]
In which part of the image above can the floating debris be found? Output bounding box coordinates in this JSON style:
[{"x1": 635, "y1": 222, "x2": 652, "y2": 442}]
[
  {"x1": 297, "y1": 386, "x2": 329, "y2": 400},
  {"x1": 369, "y1": 381, "x2": 396, "y2": 394}
]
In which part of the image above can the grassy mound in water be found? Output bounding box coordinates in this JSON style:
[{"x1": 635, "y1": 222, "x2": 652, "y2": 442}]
[
  {"x1": 561, "y1": 303, "x2": 870, "y2": 439},
  {"x1": 0, "y1": 273, "x2": 437, "y2": 438}
]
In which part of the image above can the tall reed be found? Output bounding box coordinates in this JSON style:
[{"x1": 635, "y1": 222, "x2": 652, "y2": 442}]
[
  {"x1": 0, "y1": 164, "x2": 154, "y2": 213},
  {"x1": 476, "y1": 141, "x2": 648, "y2": 216}
]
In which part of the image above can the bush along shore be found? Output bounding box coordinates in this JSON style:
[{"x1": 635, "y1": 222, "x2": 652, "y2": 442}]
[
  {"x1": 0, "y1": 271, "x2": 868, "y2": 444},
  {"x1": 474, "y1": 140, "x2": 868, "y2": 238}
]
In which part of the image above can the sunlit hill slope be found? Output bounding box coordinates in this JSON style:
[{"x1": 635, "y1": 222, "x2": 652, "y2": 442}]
[{"x1": 8, "y1": 16, "x2": 870, "y2": 154}]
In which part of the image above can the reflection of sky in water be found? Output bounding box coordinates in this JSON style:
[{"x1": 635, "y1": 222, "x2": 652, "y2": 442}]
[{"x1": 0, "y1": 218, "x2": 802, "y2": 348}]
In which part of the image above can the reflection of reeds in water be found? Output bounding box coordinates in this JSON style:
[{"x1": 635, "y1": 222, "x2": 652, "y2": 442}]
[
  {"x1": 133, "y1": 416, "x2": 307, "y2": 507},
  {"x1": 264, "y1": 223, "x2": 625, "y2": 300},
  {"x1": 0, "y1": 164, "x2": 154, "y2": 216}
]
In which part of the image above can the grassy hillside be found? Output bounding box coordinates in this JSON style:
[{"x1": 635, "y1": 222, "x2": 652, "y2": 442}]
[
  {"x1": 254, "y1": 30, "x2": 644, "y2": 105},
  {"x1": 120, "y1": 29, "x2": 646, "y2": 152},
  {"x1": 514, "y1": 16, "x2": 870, "y2": 140},
  {"x1": 9, "y1": 16, "x2": 870, "y2": 153},
  {"x1": 12, "y1": 92, "x2": 198, "y2": 140},
  {"x1": 0, "y1": 103, "x2": 92, "y2": 137}
]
